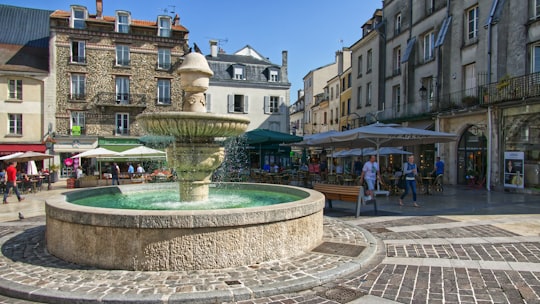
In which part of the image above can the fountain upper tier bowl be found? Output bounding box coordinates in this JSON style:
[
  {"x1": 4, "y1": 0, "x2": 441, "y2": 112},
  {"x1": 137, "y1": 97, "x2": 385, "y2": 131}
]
[{"x1": 137, "y1": 112, "x2": 250, "y2": 139}]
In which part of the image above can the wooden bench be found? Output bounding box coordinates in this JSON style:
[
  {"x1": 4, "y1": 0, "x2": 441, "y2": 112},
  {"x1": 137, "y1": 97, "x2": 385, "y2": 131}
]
[{"x1": 313, "y1": 183, "x2": 377, "y2": 217}]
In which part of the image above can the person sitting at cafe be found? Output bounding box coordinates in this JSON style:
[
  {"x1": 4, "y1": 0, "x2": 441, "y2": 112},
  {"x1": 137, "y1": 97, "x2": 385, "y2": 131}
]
[{"x1": 76, "y1": 166, "x2": 84, "y2": 179}]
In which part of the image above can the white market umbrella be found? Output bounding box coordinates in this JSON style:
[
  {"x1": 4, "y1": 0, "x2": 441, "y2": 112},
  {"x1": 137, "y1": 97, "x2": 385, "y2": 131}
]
[
  {"x1": 26, "y1": 160, "x2": 38, "y2": 175},
  {"x1": 4, "y1": 151, "x2": 53, "y2": 162},
  {"x1": 71, "y1": 148, "x2": 120, "y2": 179},
  {"x1": 117, "y1": 146, "x2": 165, "y2": 158},
  {"x1": 71, "y1": 147, "x2": 119, "y2": 159},
  {"x1": 0, "y1": 152, "x2": 23, "y2": 161}
]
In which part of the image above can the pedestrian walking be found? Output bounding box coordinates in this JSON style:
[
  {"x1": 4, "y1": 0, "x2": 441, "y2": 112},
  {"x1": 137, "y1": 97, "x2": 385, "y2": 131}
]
[
  {"x1": 111, "y1": 162, "x2": 120, "y2": 185},
  {"x1": 359, "y1": 155, "x2": 379, "y2": 199},
  {"x1": 399, "y1": 155, "x2": 420, "y2": 207},
  {"x1": 2, "y1": 161, "x2": 25, "y2": 204}
]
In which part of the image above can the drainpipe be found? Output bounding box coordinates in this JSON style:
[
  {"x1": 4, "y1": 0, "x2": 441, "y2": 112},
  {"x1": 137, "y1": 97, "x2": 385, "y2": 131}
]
[{"x1": 485, "y1": 0, "x2": 499, "y2": 191}]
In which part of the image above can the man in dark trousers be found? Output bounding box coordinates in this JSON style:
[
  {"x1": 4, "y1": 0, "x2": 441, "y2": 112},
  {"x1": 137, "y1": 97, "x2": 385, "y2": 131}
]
[
  {"x1": 3, "y1": 161, "x2": 25, "y2": 204},
  {"x1": 111, "y1": 162, "x2": 120, "y2": 185}
]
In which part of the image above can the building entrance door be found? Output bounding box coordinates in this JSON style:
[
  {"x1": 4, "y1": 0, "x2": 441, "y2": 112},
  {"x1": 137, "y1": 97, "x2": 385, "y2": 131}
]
[{"x1": 457, "y1": 125, "x2": 487, "y2": 185}]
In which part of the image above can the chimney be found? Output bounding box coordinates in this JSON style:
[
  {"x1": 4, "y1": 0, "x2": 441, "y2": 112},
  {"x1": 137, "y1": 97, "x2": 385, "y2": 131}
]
[
  {"x1": 281, "y1": 50, "x2": 288, "y2": 83},
  {"x1": 336, "y1": 50, "x2": 344, "y2": 75},
  {"x1": 209, "y1": 40, "x2": 218, "y2": 57},
  {"x1": 96, "y1": 0, "x2": 103, "y2": 19},
  {"x1": 173, "y1": 14, "x2": 180, "y2": 25}
]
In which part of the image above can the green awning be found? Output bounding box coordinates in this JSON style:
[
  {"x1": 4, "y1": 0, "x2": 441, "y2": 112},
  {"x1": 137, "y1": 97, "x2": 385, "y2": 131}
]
[{"x1": 99, "y1": 144, "x2": 141, "y2": 152}]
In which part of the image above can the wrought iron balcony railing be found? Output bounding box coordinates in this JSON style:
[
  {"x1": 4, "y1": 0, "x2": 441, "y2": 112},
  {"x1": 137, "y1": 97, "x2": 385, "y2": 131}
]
[{"x1": 95, "y1": 92, "x2": 147, "y2": 107}]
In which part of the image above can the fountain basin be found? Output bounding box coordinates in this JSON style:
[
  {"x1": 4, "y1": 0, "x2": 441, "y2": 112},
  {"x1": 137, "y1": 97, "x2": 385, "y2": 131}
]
[{"x1": 45, "y1": 183, "x2": 325, "y2": 271}]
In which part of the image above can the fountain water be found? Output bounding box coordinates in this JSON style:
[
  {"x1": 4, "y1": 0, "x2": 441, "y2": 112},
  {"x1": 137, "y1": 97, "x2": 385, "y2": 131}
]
[{"x1": 45, "y1": 51, "x2": 325, "y2": 271}]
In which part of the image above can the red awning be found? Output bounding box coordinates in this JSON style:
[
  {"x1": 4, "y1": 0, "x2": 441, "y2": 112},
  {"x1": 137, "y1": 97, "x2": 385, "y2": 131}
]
[{"x1": 0, "y1": 144, "x2": 46, "y2": 156}]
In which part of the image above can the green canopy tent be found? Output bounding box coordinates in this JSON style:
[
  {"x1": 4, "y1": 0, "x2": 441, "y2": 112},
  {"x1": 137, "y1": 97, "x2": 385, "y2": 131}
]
[{"x1": 243, "y1": 129, "x2": 303, "y2": 170}]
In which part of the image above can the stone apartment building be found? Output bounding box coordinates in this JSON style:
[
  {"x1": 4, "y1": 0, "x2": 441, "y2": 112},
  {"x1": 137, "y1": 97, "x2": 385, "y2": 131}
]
[
  {"x1": 0, "y1": 5, "x2": 53, "y2": 159},
  {"x1": 48, "y1": 0, "x2": 188, "y2": 174}
]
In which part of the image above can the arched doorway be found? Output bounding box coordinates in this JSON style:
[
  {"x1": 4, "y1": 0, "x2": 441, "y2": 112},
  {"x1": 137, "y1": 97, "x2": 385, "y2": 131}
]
[{"x1": 457, "y1": 125, "x2": 487, "y2": 185}]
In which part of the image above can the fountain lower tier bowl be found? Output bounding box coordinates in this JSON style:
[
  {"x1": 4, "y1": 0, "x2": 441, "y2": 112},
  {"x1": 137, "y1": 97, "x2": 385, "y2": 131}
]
[
  {"x1": 45, "y1": 183, "x2": 325, "y2": 271},
  {"x1": 136, "y1": 112, "x2": 251, "y2": 139}
]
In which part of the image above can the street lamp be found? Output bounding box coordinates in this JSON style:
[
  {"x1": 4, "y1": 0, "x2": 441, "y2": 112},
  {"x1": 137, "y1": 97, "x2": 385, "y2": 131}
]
[{"x1": 419, "y1": 85, "x2": 428, "y2": 100}]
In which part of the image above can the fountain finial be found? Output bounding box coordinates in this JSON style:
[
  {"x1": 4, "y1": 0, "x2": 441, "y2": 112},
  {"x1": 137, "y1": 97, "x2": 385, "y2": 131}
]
[{"x1": 178, "y1": 52, "x2": 214, "y2": 112}]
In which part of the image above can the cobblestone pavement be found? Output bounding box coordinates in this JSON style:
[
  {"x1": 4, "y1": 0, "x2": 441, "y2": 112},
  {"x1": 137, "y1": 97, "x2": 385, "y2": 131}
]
[{"x1": 0, "y1": 183, "x2": 539, "y2": 303}]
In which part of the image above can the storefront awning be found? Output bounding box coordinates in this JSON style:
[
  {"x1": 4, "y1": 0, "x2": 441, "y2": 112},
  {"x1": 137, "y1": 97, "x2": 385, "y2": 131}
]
[
  {"x1": 0, "y1": 144, "x2": 46, "y2": 156},
  {"x1": 99, "y1": 144, "x2": 142, "y2": 152}
]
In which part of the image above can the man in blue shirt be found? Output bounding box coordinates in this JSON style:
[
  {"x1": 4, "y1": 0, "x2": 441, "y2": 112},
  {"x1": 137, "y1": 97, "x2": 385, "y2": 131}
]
[{"x1": 432, "y1": 157, "x2": 444, "y2": 177}]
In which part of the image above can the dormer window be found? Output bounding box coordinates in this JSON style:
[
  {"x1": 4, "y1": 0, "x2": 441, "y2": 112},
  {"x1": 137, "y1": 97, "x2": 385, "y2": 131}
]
[
  {"x1": 71, "y1": 6, "x2": 87, "y2": 29},
  {"x1": 158, "y1": 16, "x2": 171, "y2": 37},
  {"x1": 233, "y1": 66, "x2": 245, "y2": 80},
  {"x1": 116, "y1": 11, "x2": 131, "y2": 33},
  {"x1": 269, "y1": 69, "x2": 279, "y2": 82}
]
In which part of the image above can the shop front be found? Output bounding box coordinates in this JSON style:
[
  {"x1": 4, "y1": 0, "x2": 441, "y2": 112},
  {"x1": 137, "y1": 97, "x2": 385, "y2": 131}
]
[
  {"x1": 502, "y1": 104, "x2": 540, "y2": 188},
  {"x1": 54, "y1": 137, "x2": 98, "y2": 178}
]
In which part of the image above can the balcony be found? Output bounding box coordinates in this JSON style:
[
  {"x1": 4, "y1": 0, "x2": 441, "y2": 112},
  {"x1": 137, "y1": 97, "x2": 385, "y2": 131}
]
[
  {"x1": 480, "y1": 72, "x2": 540, "y2": 105},
  {"x1": 95, "y1": 92, "x2": 147, "y2": 108},
  {"x1": 68, "y1": 93, "x2": 87, "y2": 102}
]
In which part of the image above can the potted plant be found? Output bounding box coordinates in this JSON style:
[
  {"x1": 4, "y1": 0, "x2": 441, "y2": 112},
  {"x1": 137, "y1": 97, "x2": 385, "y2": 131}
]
[{"x1": 49, "y1": 164, "x2": 60, "y2": 183}]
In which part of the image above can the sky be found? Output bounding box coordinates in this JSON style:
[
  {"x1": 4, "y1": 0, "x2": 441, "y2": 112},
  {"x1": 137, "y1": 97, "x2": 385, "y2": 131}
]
[{"x1": 2, "y1": 0, "x2": 382, "y2": 95}]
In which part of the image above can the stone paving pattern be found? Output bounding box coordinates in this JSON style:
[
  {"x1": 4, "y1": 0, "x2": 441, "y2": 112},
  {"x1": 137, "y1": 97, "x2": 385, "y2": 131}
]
[{"x1": 0, "y1": 184, "x2": 540, "y2": 303}]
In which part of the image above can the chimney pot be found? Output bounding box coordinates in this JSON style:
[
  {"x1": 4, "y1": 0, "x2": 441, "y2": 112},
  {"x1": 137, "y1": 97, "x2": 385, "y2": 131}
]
[{"x1": 96, "y1": 0, "x2": 103, "y2": 19}]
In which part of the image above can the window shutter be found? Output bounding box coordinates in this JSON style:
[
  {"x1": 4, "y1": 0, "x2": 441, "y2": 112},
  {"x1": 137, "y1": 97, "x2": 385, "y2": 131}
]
[
  {"x1": 279, "y1": 96, "x2": 285, "y2": 114},
  {"x1": 243, "y1": 96, "x2": 249, "y2": 113},
  {"x1": 205, "y1": 94, "x2": 211, "y2": 113},
  {"x1": 264, "y1": 96, "x2": 270, "y2": 114},
  {"x1": 228, "y1": 95, "x2": 234, "y2": 112}
]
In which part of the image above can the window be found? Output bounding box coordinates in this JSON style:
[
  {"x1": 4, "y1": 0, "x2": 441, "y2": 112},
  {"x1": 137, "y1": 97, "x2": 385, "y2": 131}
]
[
  {"x1": 347, "y1": 73, "x2": 352, "y2": 88},
  {"x1": 421, "y1": 77, "x2": 434, "y2": 102},
  {"x1": 157, "y1": 79, "x2": 171, "y2": 104},
  {"x1": 71, "y1": 41, "x2": 86, "y2": 63},
  {"x1": 269, "y1": 70, "x2": 279, "y2": 82},
  {"x1": 356, "y1": 86, "x2": 362, "y2": 109},
  {"x1": 8, "y1": 79, "x2": 22, "y2": 100},
  {"x1": 393, "y1": 85, "x2": 401, "y2": 112},
  {"x1": 394, "y1": 13, "x2": 402, "y2": 35},
  {"x1": 116, "y1": 113, "x2": 129, "y2": 135},
  {"x1": 393, "y1": 46, "x2": 401, "y2": 75},
  {"x1": 330, "y1": 87, "x2": 334, "y2": 100},
  {"x1": 357, "y1": 55, "x2": 363, "y2": 77},
  {"x1": 8, "y1": 114, "x2": 22, "y2": 135},
  {"x1": 464, "y1": 63, "x2": 477, "y2": 92},
  {"x1": 367, "y1": 49, "x2": 373, "y2": 73},
  {"x1": 157, "y1": 48, "x2": 171, "y2": 69},
  {"x1": 233, "y1": 66, "x2": 244, "y2": 80},
  {"x1": 342, "y1": 78, "x2": 346, "y2": 92},
  {"x1": 531, "y1": 44, "x2": 540, "y2": 73},
  {"x1": 531, "y1": 0, "x2": 540, "y2": 19},
  {"x1": 423, "y1": 31, "x2": 435, "y2": 61},
  {"x1": 116, "y1": 11, "x2": 130, "y2": 33},
  {"x1": 265, "y1": 96, "x2": 280, "y2": 114},
  {"x1": 115, "y1": 76, "x2": 130, "y2": 104},
  {"x1": 467, "y1": 6, "x2": 479, "y2": 42},
  {"x1": 116, "y1": 45, "x2": 130, "y2": 66},
  {"x1": 366, "y1": 83, "x2": 372, "y2": 106},
  {"x1": 71, "y1": 7, "x2": 86, "y2": 29},
  {"x1": 71, "y1": 112, "x2": 85, "y2": 135},
  {"x1": 228, "y1": 94, "x2": 248, "y2": 113},
  {"x1": 158, "y1": 16, "x2": 171, "y2": 37},
  {"x1": 427, "y1": 0, "x2": 435, "y2": 14},
  {"x1": 70, "y1": 74, "x2": 85, "y2": 100}
]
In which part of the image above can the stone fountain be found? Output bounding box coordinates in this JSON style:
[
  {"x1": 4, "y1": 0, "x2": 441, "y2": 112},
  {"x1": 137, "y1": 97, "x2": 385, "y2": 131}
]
[
  {"x1": 137, "y1": 52, "x2": 250, "y2": 201},
  {"x1": 45, "y1": 51, "x2": 325, "y2": 271}
]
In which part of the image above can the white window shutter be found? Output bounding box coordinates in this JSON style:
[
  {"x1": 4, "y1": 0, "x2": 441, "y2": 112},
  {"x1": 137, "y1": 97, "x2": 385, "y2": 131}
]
[
  {"x1": 244, "y1": 96, "x2": 249, "y2": 113},
  {"x1": 205, "y1": 94, "x2": 211, "y2": 112},
  {"x1": 228, "y1": 94, "x2": 234, "y2": 113},
  {"x1": 279, "y1": 96, "x2": 285, "y2": 113},
  {"x1": 264, "y1": 96, "x2": 270, "y2": 114}
]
